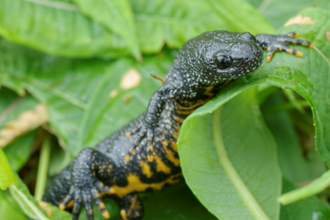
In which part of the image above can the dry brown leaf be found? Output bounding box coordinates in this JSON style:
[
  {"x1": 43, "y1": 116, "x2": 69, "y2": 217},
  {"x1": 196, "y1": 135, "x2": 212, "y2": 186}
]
[
  {"x1": 284, "y1": 15, "x2": 316, "y2": 26},
  {"x1": 0, "y1": 104, "x2": 48, "y2": 147},
  {"x1": 120, "y1": 68, "x2": 141, "y2": 89}
]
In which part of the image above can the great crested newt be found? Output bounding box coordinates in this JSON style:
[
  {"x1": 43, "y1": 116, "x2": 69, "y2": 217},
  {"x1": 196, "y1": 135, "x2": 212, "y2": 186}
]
[{"x1": 42, "y1": 30, "x2": 313, "y2": 220}]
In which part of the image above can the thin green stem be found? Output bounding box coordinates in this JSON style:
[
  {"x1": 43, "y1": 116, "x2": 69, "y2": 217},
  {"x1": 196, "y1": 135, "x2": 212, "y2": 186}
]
[
  {"x1": 279, "y1": 169, "x2": 330, "y2": 205},
  {"x1": 35, "y1": 134, "x2": 51, "y2": 201},
  {"x1": 213, "y1": 107, "x2": 270, "y2": 220}
]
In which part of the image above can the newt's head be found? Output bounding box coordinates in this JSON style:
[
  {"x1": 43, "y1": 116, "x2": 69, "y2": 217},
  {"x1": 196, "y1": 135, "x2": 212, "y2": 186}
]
[{"x1": 177, "y1": 30, "x2": 263, "y2": 86}]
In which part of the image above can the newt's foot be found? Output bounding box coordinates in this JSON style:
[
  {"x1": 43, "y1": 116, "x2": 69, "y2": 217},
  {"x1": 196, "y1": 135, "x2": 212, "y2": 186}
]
[
  {"x1": 59, "y1": 181, "x2": 114, "y2": 220},
  {"x1": 118, "y1": 194, "x2": 144, "y2": 220},
  {"x1": 256, "y1": 32, "x2": 314, "y2": 62},
  {"x1": 126, "y1": 123, "x2": 157, "y2": 162}
]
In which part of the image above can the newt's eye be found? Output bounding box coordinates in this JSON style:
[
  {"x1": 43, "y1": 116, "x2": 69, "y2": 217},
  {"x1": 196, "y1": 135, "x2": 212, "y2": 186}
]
[{"x1": 214, "y1": 55, "x2": 232, "y2": 69}]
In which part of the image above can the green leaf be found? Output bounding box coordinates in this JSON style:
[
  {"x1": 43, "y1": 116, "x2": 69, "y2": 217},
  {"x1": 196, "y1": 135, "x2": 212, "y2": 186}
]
[
  {"x1": 177, "y1": 7, "x2": 330, "y2": 214},
  {"x1": 187, "y1": 7, "x2": 330, "y2": 166},
  {"x1": 0, "y1": 148, "x2": 17, "y2": 190},
  {"x1": 142, "y1": 182, "x2": 216, "y2": 220},
  {"x1": 178, "y1": 88, "x2": 281, "y2": 220},
  {"x1": 245, "y1": 0, "x2": 330, "y2": 28},
  {"x1": 73, "y1": 0, "x2": 141, "y2": 60},
  {"x1": 0, "y1": 190, "x2": 27, "y2": 220},
  {"x1": 8, "y1": 177, "x2": 73, "y2": 220},
  {"x1": 0, "y1": 0, "x2": 274, "y2": 58},
  {"x1": 261, "y1": 7, "x2": 330, "y2": 167},
  {"x1": 3, "y1": 131, "x2": 38, "y2": 172},
  {"x1": 0, "y1": 39, "x2": 171, "y2": 156},
  {"x1": 9, "y1": 185, "x2": 49, "y2": 220},
  {"x1": 261, "y1": 92, "x2": 316, "y2": 182},
  {"x1": 280, "y1": 178, "x2": 330, "y2": 220},
  {"x1": 208, "y1": 0, "x2": 274, "y2": 33},
  {"x1": 131, "y1": 0, "x2": 274, "y2": 53},
  {"x1": 0, "y1": 88, "x2": 39, "y2": 171},
  {"x1": 0, "y1": 0, "x2": 129, "y2": 59}
]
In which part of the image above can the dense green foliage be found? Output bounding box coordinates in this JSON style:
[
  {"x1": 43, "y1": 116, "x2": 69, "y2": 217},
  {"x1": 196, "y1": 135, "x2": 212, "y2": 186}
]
[{"x1": 0, "y1": 0, "x2": 330, "y2": 220}]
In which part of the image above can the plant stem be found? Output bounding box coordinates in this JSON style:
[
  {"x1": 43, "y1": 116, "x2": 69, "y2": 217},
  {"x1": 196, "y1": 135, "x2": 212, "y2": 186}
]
[
  {"x1": 213, "y1": 107, "x2": 271, "y2": 220},
  {"x1": 35, "y1": 134, "x2": 51, "y2": 201},
  {"x1": 279, "y1": 169, "x2": 330, "y2": 205}
]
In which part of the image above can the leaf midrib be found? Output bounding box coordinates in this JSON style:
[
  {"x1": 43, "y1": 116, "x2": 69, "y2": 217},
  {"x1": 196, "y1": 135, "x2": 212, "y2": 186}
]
[
  {"x1": 23, "y1": 0, "x2": 79, "y2": 11},
  {"x1": 213, "y1": 107, "x2": 271, "y2": 220},
  {"x1": 0, "y1": 70, "x2": 88, "y2": 109},
  {"x1": 314, "y1": 46, "x2": 330, "y2": 67}
]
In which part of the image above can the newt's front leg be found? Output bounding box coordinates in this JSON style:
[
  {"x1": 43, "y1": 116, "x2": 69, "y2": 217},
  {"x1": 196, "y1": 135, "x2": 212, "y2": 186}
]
[
  {"x1": 57, "y1": 148, "x2": 115, "y2": 220},
  {"x1": 256, "y1": 32, "x2": 314, "y2": 62},
  {"x1": 126, "y1": 83, "x2": 182, "y2": 162}
]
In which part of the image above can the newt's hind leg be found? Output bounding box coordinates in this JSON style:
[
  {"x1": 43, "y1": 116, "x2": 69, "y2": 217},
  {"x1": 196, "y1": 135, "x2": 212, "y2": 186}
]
[{"x1": 116, "y1": 194, "x2": 144, "y2": 220}]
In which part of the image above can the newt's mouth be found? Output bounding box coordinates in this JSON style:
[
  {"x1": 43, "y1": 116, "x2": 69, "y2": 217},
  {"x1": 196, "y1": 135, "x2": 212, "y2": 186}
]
[
  {"x1": 214, "y1": 52, "x2": 263, "y2": 80},
  {"x1": 248, "y1": 48, "x2": 263, "y2": 66}
]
